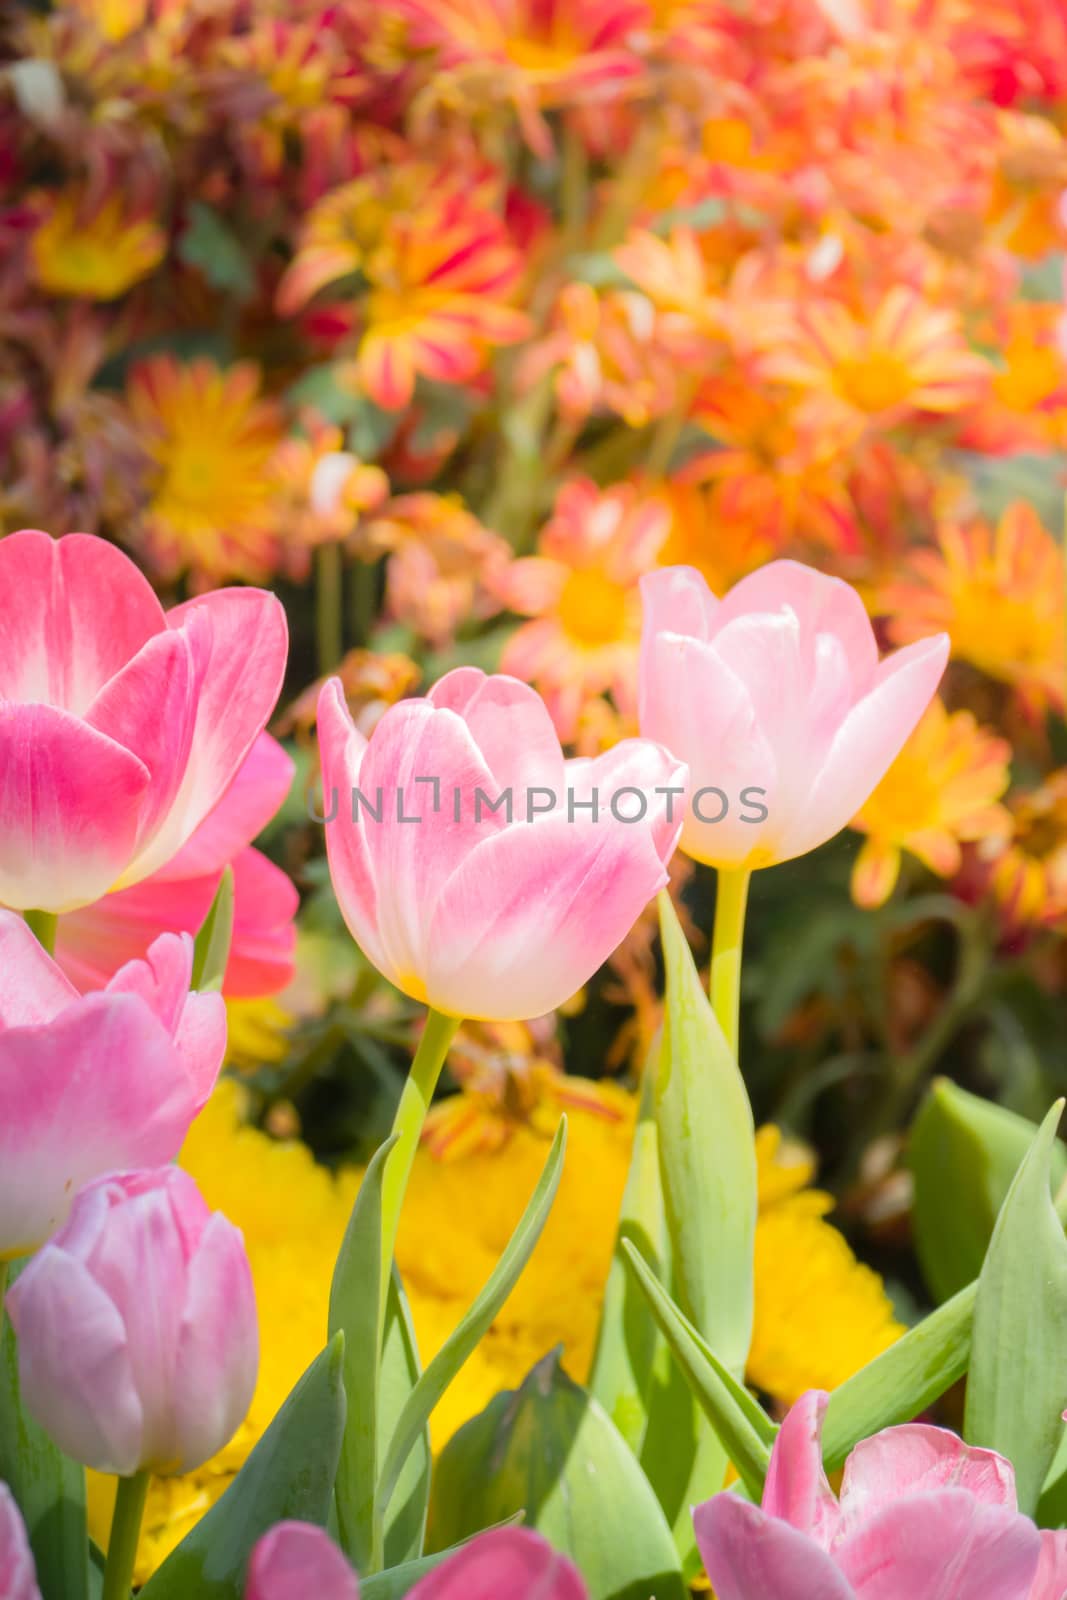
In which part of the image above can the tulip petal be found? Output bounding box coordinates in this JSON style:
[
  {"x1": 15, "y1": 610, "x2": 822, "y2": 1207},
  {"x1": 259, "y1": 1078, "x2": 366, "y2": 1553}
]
[
  {"x1": 763, "y1": 1390, "x2": 841, "y2": 1545},
  {"x1": 0, "y1": 529, "x2": 164, "y2": 713},
  {"x1": 693, "y1": 1495, "x2": 856, "y2": 1600},
  {"x1": 640, "y1": 566, "x2": 719, "y2": 644},
  {"x1": 105, "y1": 930, "x2": 225, "y2": 1110},
  {"x1": 410, "y1": 1528, "x2": 586, "y2": 1600},
  {"x1": 55, "y1": 875, "x2": 218, "y2": 993},
  {"x1": 0, "y1": 1481, "x2": 42, "y2": 1600},
  {"x1": 173, "y1": 1213, "x2": 259, "y2": 1473},
  {"x1": 712, "y1": 559, "x2": 879, "y2": 693},
  {"x1": 0, "y1": 702, "x2": 150, "y2": 913},
  {"x1": 127, "y1": 588, "x2": 288, "y2": 881},
  {"x1": 0, "y1": 909, "x2": 79, "y2": 1025},
  {"x1": 161, "y1": 733, "x2": 295, "y2": 881},
  {"x1": 427, "y1": 667, "x2": 566, "y2": 807},
  {"x1": 225, "y1": 848, "x2": 298, "y2": 997},
  {"x1": 838, "y1": 1424, "x2": 1018, "y2": 1530},
  {"x1": 6, "y1": 1245, "x2": 145, "y2": 1475},
  {"x1": 1033, "y1": 1529, "x2": 1067, "y2": 1600},
  {"x1": 247, "y1": 1523, "x2": 359, "y2": 1600},
  {"x1": 834, "y1": 1487, "x2": 1040, "y2": 1600}
]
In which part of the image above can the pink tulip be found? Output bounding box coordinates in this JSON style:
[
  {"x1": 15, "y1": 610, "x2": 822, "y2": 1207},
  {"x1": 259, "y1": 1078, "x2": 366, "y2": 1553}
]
[
  {"x1": 639, "y1": 561, "x2": 948, "y2": 869},
  {"x1": 6, "y1": 1167, "x2": 257, "y2": 1477},
  {"x1": 0, "y1": 1483, "x2": 42, "y2": 1600},
  {"x1": 54, "y1": 734, "x2": 298, "y2": 997},
  {"x1": 246, "y1": 1523, "x2": 586, "y2": 1600},
  {"x1": 0, "y1": 529, "x2": 287, "y2": 914},
  {"x1": 0, "y1": 915, "x2": 224, "y2": 1257},
  {"x1": 318, "y1": 667, "x2": 686, "y2": 1021},
  {"x1": 694, "y1": 1390, "x2": 1067, "y2": 1600}
]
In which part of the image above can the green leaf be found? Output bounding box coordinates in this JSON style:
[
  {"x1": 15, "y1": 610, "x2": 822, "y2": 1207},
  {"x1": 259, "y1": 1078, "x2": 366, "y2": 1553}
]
[
  {"x1": 655, "y1": 893, "x2": 757, "y2": 1375},
  {"x1": 190, "y1": 867, "x2": 234, "y2": 992},
  {"x1": 361, "y1": 1521, "x2": 525, "y2": 1600},
  {"x1": 379, "y1": 1272, "x2": 430, "y2": 1569},
  {"x1": 910, "y1": 1079, "x2": 1067, "y2": 1302},
  {"x1": 589, "y1": 1060, "x2": 668, "y2": 1453},
  {"x1": 964, "y1": 1101, "x2": 1067, "y2": 1514},
  {"x1": 140, "y1": 1335, "x2": 346, "y2": 1600},
  {"x1": 179, "y1": 203, "x2": 256, "y2": 300},
  {"x1": 620, "y1": 1241, "x2": 774, "y2": 1500},
  {"x1": 328, "y1": 1134, "x2": 397, "y2": 1570},
  {"x1": 0, "y1": 1267, "x2": 89, "y2": 1600},
  {"x1": 429, "y1": 1351, "x2": 686, "y2": 1600},
  {"x1": 377, "y1": 1119, "x2": 567, "y2": 1519}
]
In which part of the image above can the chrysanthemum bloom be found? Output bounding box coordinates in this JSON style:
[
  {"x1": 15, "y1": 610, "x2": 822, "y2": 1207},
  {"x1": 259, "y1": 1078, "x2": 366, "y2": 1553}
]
[
  {"x1": 881, "y1": 504, "x2": 1065, "y2": 715},
  {"x1": 0, "y1": 917, "x2": 224, "y2": 1257},
  {"x1": 0, "y1": 530, "x2": 287, "y2": 914},
  {"x1": 8, "y1": 1167, "x2": 258, "y2": 1477},
  {"x1": 31, "y1": 191, "x2": 165, "y2": 300},
  {"x1": 849, "y1": 699, "x2": 1012, "y2": 908},
  {"x1": 360, "y1": 493, "x2": 509, "y2": 648},
  {"x1": 639, "y1": 561, "x2": 948, "y2": 870},
  {"x1": 694, "y1": 1389, "x2": 1067, "y2": 1600},
  {"x1": 247, "y1": 1522, "x2": 586, "y2": 1600},
  {"x1": 653, "y1": 482, "x2": 778, "y2": 599},
  {"x1": 126, "y1": 356, "x2": 286, "y2": 584},
  {"x1": 272, "y1": 421, "x2": 389, "y2": 578},
  {"x1": 277, "y1": 164, "x2": 529, "y2": 411},
  {"x1": 976, "y1": 771, "x2": 1067, "y2": 932},
  {"x1": 960, "y1": 302, "x2": 1067, "y2": 453},
  {"x1": 0, "y1": 1482, "x2": 42, "y2": 1600},
  {"x1": 318, "y1": 667, "x2": 685, "y2": 1020},
  {"x1": 758, "y1": 286, "x2": 990, "y2": 434},
  {"x1": 500, "y1": 479, "x2": 670, "y2": 741}
]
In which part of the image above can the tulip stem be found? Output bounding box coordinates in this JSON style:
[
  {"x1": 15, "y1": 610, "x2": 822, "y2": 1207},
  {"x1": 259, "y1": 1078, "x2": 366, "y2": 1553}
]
[
  {"x1": 0, "y1": 1260, "x2": 7, "y2": 1338},
  {"x1": 378, "y1": 1008, "x2": 461, "y2": 1316},
  {"x1": 24, "y1": 910, "x2": 57, "y2": 957},
  {"x1": 316, "y1": 541, "x2": 344, "y2": 675},
  {"x1": 102, "y1": 1471, "x2": 149, "y2": 1600},
  {"x1": 710, "y1": 868, "x2": 750, "y2": 1059}
]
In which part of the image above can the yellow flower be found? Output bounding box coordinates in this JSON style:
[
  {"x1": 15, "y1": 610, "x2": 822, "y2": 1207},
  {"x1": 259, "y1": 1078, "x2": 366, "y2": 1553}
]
[
  {"x1": 981, "y1": 770, "x2": 1067, "y2": 930},
  {"x1": 31, "y1": 193, "x2": 165, "y2": 301},
  {"x1": 126, "y1": 356, "x2": 284, "y2": 584},
  {"x1": 225, "y1": 997, "x2": 295, "y2": 1070},
  {"x1": 849, "y1": 699, "x2": 1012, "y2": 908},
  {"x1": 90, "y1": 1080, "x2": 901, "y2": 1581}
]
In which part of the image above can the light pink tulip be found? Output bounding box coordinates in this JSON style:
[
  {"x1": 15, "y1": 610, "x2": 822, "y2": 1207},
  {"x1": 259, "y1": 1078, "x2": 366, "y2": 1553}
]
[
  {"x1": 246, "y1": 1523, "x2": 586, "y2": 1600},
  {"x1": 0, "y1": 1483, "x2": 42, "y2": 1600},
  {"x1": 0, "y1": 530, "x2": 287, "y2": 914},
  {"x1": 6, "y1": 1167, "x2": 257, "y2": 1477},
  {"x1": 694, "y1": 1390, "x2": 1067, "y2": 1600},
  {"x1": 0, "y1": 915, "x2": 225, "y2": 1257},
  {"x1": 318, "y1": 667, "x2": 686, "y2": 1021},
  {"x1": 639, "y1": 561, "x2": 948, "y2": 869},
  {"x1": 54, "y1": 734, "x2": 298, "y2": 997}
]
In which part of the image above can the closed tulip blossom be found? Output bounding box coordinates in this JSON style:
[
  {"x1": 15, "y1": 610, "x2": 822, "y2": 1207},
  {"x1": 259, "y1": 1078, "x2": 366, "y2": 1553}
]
[
  {"x1": 694, "y1": 1390, "x2": 1067, "y2": 1600},
  {"x1": 0, "y1": 915, "x2": 225, "y2": 1258},
  {"x1": 0, "y1": 1483, "x2": 42, "y2": 1600},
  {"x1": 246, "y1": 1523, "x2": 586, "y2": 1600},
  {"x1": 0, "y1": 529, "x2": 287, "y2": 914},
  {"x1": 317, "y1": 667, "x2": 687, "y2": 1021},
  {"x1": 639, "y1": 561, "x2": 949, "y2": 871},
  {"x1": 6, "y1": 1167, "x2": 257, "y2": 1478}
]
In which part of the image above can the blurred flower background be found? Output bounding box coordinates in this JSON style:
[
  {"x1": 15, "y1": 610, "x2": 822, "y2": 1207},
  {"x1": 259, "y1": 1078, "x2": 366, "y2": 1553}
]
[{"x1": 4, "y1": 0, "x2": 1067, "y2": 1577}]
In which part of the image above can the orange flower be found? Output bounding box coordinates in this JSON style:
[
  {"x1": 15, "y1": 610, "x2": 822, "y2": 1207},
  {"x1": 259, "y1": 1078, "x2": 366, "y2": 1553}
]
[
  {"x1": 499, "y1": 478, "x2": 668, "y2": 740},
  {"x1": 519, "y1": 281, "x2": 680, "y2": 426},
  {"x1": 980, "y1": 772, "x2": 1067, "y2": 931},
  {"x1": 759, "y1": 286, "x2": 990, "y2": 433},
  {"x1": 126, "y1": 356, "x2": 284, "y2": 585},
  {"x1": 31, "y1": 191, "x2": 165, "y2": 301},
  {"x1": 278, "y1": 162, "x2": 529, "y2": 411},
  {"x1": 361, "y1": 492, "x2": 509, "y2": 646},
  {"x1": 614, "y1": 227, "x2": 723, "y2": 356},
  {"x1": 960, "y1": 301, "x2": 1067, "y2": 452},
  {"x1": 654, "y1": 479, "x2": 777, "y2": 593},
  {"x1": 850, "y1": 699, "x2": 1012, "y2": 909},
  {"x1": 272, "y1": 417, "x2": 389, "y2": 577},
  {"x1": 881, "y1": 504, "x2": 1065, "y2": 714}
]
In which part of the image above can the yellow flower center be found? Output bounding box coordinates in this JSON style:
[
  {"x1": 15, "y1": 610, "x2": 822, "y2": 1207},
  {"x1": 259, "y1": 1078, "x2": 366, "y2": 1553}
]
[
  {"x1": 836, "y1": 351, "x2": 916, "y2": 414},
  {"x1": 557, "y1": 567, "x2": 631, "y2": 648}
]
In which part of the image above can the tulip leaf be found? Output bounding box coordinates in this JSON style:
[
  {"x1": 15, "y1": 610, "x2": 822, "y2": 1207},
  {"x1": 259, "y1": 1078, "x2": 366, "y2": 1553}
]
[
  {"x1": 621, "y1": 1240, "x2": 774, "y2": 1499},
  {"x1": 140, "y1": 1334, "x2": 346, "y2": 1600},
  {"x1": 328, "y1": 1134, "x2": 397, "y2": 1571},
  {"x1": 589, "y1": 1060, "x2": 668, "y2": 1454},
  {"x1": 377, "y1": 1118, "x2": 567, "y2": 1521},
  {"x1": 190, "y1": 867, "x2": 235, "y2": 992},
  {"x1": 910, "y1": 1080, "x2": 1067, "y2": 1302},
  {"x1": 0, "y1": 1269, "x2": 89, "y2": 1600},
  {"x1": 964, "y1": 1102, "x2": 1067, "y2": 1514},
  {"x1": 429, "y1": 1350, "x2": 686, "y2": 1600},
  {"x1": 361, "y1": 1519, "x2": 526, "y2": 1600},
  {"x1": 379, "y1": 1271, "x2": 430, "y2": 1569},
  {"x1": 655, "y1": 893, "x2": 757, "y2": 1375}
]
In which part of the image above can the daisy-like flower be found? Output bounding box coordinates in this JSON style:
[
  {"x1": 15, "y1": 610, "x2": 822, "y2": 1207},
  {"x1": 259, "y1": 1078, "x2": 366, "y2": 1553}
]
[
  {"x1": 881, "y1": 503, "x2": 1065, "y2": 714},
  {"x1": 271, "y1": 416, "x2": 389, "y2": 577},
  {"x1": 849, "y1": 699, "x2": 1012, "y2": 909},
  {"x1": 126, "y1": 355, "x2": 285, "y2": 585},
  {"x1": 31, "y1": 190, "x2": 166, "y2": 300},
  {"x1": 519, "y1": 281, "x2": 680, "y2": 427},
  {"x1": 759, "y1": 286, "x2": 991, "y2": 433},
  {"x1": 653, "y1": 479, "x2": 778, "y2": 594},
  {"x1": 361, "y1": 491, "x2": 510, "y2": 647},
  {"x1": 978, "y1": 772, "x2": 1067, "y2": 932},
  {"x1": 961, "y1": 301, "x2": 1067, "y2": 452},
  {"x1": 499, "y1": 477, "x2": 670, "y2": 740},
  {"x1": 277, "y1": 162, "x2": 529, "y2": 411}
]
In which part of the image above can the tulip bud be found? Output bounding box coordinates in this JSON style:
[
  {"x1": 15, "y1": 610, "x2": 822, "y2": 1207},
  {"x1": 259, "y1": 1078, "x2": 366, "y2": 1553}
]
[
  {"x1": 0, "y1": 1483, "x2": 42, "y2": 1600},
  {"x1": 7, "y1": 1167, "x2": 258, "y2": 1477},
  {"x1": 246, "y1": 1522, "x2": 358, "y2": 1600}
]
